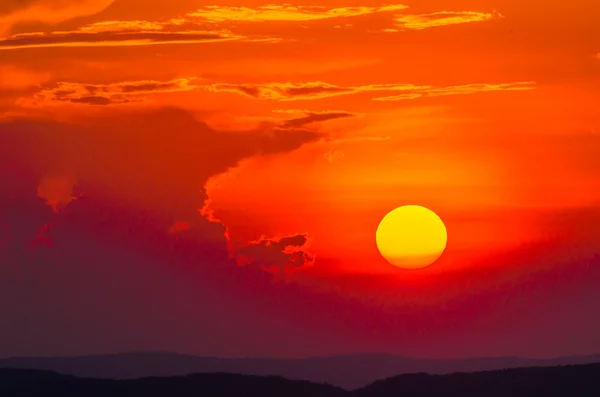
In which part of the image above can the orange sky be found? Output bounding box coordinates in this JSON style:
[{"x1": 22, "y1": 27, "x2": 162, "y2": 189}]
[
  {"x1": 2, "y1": 0, "x2": 600, "y2": 277},
  {"x1": 1, "y1": 0, "x2": 600, "y2": 358}
]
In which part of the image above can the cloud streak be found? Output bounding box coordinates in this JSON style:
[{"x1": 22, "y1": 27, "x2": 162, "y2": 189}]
[
  {"x1": 188, "y1": 4, "x2": 408, "y2": 22},
  {"x1": 30, "y1": 78, "x2": 200, "y2": 105},
  {"x1": 0, "y1": 4, "x2": 503, "y2": 50},
  {"x1": 22, "y1": 78, "x2": 535, "y2": 108},
  {"x1": 391, "y1": 10, "x2": 502, "y2": 30},
  {"x1": 373, "y1": 82, "x2": 535, "y2": 101},
  {"x1": 208, "y1": 82, "x2": 427, "y2": 101},
  {"x1": 0, "y1": 26, "x2": 244, "y2": 50},
  {"x1": 279, "y1": 110, "x2": 355, "y2": 128},
  {"x1": 209, "y1": 81, "x2": 535, "y2": 101},
  {"x1": 187, "y1": 5, "x2": 500, "y2": 31}
]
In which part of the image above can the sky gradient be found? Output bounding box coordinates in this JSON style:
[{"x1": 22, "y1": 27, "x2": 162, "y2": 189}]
[{"x1": 1, "y1": 0, "x2": 600, "y2": 359}]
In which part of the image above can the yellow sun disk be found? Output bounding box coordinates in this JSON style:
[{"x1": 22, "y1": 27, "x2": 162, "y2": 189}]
[{"x1": 376, "y1": 205, "x2": 447, "y2": 269}]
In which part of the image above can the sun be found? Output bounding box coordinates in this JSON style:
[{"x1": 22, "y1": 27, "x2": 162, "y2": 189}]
[{"x1": 376, "y1": 205, "x2": 448, "y2": 270}]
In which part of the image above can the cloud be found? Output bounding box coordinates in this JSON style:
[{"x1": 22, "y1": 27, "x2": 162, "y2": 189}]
[
  {"x1": 0, "y1": 0, "x2": 115, "y2": 35},
  {"x1": 391, "y1": 10, "x2": 502, "y2": 31},
  {"x1": 0, "y1": 25, "x2": 244, "y2": 50},
  {"x1": 373, "y1": 82, "x2": 535, "y2": 101},
  {"x1": 236, "y1": 234, "x2": 315, "y2": 277},
  {"x1": 0, "y1": 5, "x2": 502, "y2": 50},
  {"x1": 280, "y1": 110, "x2": 355, "y2": 128},
  {"x1": 209, "y1": 81, "x2": 535, "y2": 101},
  {"x1": 37, "y1": 175, "x2": 78, "y2": 213},
  {"x1": 30, "y1": 76, "x2": 526, "y2": 110},
  {"x1": 188, "y1": 4, "x2": 408, "y2": 22},
  {"x1": 30, "y1": 78, "x2": 200, "y2": 106},
  {"x1": 208, "y1": 81, "x2": 426, "y2": 101},
  {"x1": 0, "y1": 107, "x2": 323, "y2": 276}
]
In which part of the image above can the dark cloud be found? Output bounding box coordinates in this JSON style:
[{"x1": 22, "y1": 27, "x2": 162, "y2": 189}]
[
  {"x1": 0, "y1": 107, "x2": 321, "y2": 268},
  {"x1": 282, "y1": 111, "x2": 354, "y2": 128},
  {"x1": 0, "y1": 30, "x2": 242, "y2": 50},
  {"x1": 31, "y1": 78, "x2": 197, "y2": 106},
  {"x1": 0, "y1": 107, "x2": 334, "y2": 357},
  {"x1": 284, "y1": 86, "x2": 350, "y2": 97},
  {"x1": 209, "y1": 82, "x2": 355, "y2": 101},
  {"x1": 119, "y1": 81, "x2": 183, "y2": 93},
  {"x1": 236, "y1": 234, "x2": 315, "y2": 277},
  {"x1": 70, "y1": 96, "x2": 122, "y2": 105},
  {"x1": 0, "y1": 109, "x2": 397, "y2": 359}
]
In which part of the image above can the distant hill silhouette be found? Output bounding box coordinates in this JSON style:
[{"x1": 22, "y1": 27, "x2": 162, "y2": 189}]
[
  {"x1": 354, "y1": 363, "x2": 600, "y2": 397},
  {"x1": 2, "y1": 352, "x2": 600, "y2": 389},
  {"x1": 0, "y1": 368, "x2": 345, "y2": 397},
  {"x1": 3, "y1": 363, "x2": 600, "y2": 396}
]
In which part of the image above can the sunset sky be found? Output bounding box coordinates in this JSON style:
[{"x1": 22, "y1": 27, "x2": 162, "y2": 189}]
[{"x1": 1, "y1": 0, "x2": 600, "y2": 360}]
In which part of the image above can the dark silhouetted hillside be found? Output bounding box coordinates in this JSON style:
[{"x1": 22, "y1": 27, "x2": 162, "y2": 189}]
[
  {"x1": 2, "y1": 352, "x2": 600, "y2": 389},
  {"x1": 353, "y1": 362, "x2": 600, "y2": 397},
  {"x1": 0, "y1": 368, "x2": 346, "y2": 397},
  {"x1": 3, "y1": 363, "x2": 600, "y2": 396}
]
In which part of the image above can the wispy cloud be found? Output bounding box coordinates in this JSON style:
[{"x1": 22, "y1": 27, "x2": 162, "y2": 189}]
[
  {"x1": 279, "y1": 110, "x2": 355, "y2": 128},
  {"x1": 208, "y1": 81, "x2": 535, "y2": 101},
  {"x1": 188, "y1": 4, "x2": 408, "y2": 22},
  {"x1": 0, "y1": 23, "x2": 244, "y2": 50},
  {"x1": 373, "y1": 82, "x2": 535, "y2": 101},
  {"x1": 30, "y1": 78, "x2": 199, "y2": 105},
  {"x1": 0, "y1": 4, "x2": 503, "y2": 50},
  {"x1": 186, "y1": 4, "x2": 501, "y2": 32},
  {"x1": 208, "y1": 82, "x2": 428, "y2": 101},
  {"x1": 24, "y1": 78, "x2": 534, "y2": 107},
  {"x1": 391, "y1": 10, "x2": 502, "y2": 31}
]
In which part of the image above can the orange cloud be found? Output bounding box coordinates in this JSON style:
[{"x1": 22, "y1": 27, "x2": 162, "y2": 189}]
[
  {"x1": 0, "y1": 25, "x2": 244, "y2": 50},
  {"x1": 187, "y1": 5, "x2": 501, "y2": 34},
  {"x1": 373, "y1": 82, "x2": 535, "y2": 101},
  {"x1": 76, "y1": 20, "x2": 165, "y2": 33},
  {"x1": 30, "y1": 78, "x2": 200, "y2": 105},
  {"x1": 0, "y1": 0, "x2": 115, "y2": 35},
  {"x1": 188, "y1": 4, "x2": 408, "y2": 22},
  {"x1": 0, "y1": 5, "x2": 504, "y2": 50},
  {"x1": 209, "y1": 81, "x2": 535, "y2": 101},
  {"x1": 208, "y1": 82, "x2": 427, "y2": 101},
  {"x1": 37, "y1": 175, "x2": 77, "y2": 213},
  {"x1": 391, "y1": 10, "x2": 502, "y2": 30}
]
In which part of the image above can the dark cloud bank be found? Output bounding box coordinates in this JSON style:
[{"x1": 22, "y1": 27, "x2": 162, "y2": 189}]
[{"x1": 1, "y1": 107, "x2": 600, "y2": 360}]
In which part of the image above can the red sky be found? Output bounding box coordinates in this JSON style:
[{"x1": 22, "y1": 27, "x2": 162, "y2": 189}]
[{"x1": 1, "y1": 0, "x2": 600, "y2": 359}]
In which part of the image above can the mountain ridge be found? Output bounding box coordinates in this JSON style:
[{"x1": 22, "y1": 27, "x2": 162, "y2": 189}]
[
  {"x1": 3, "y1": 362, "x2": 600, "y2": 396},
  {"x1": 2, "y1": 352, "x2": 600, "y2": 389}
]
